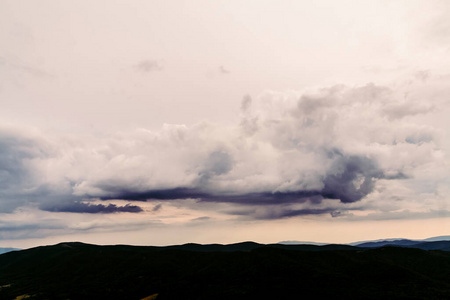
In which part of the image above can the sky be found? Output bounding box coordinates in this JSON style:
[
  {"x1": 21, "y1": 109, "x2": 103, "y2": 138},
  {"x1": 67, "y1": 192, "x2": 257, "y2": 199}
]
[{"x1": 1, "y1": 0, "x2": 450, "y2": 248}]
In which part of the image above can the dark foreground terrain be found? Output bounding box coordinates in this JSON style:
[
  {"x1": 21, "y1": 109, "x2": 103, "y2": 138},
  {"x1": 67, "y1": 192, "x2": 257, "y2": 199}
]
[{"x1": 1, "y1": 242, "x2": 450, "y2": 300}]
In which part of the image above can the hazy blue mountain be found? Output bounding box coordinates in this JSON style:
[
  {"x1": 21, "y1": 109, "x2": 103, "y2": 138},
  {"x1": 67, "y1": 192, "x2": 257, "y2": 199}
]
[
  {"x1": 278, "y1": 240, "x2": 327, "y2": 245},
  {"x1": 0, "y1": 248, "x2": 20, "y2": 255},
  {"x1": 356, "y1": 239, "x2": 422, "y2": 248},
  {"x1": 349, "y1": 238, "x2": 402, "y2": 246},
  {"x1": 344, "y1": 236, "x2": 450, "y2": 251},
  {"x1": 350, "y1": 235, "x2": 450, "y2": 246},
  {"x1": 423, "y1": 235, "x2": 450, "y2": 242}
]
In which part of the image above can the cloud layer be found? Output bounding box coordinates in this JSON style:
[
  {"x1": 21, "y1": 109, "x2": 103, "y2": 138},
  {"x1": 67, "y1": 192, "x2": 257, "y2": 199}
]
[{"x1": 1, "y1": 78, "x2": 447, "y2": 221}]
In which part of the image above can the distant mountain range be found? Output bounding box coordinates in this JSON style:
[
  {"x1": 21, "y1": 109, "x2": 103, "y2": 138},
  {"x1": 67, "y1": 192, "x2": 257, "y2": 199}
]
[
  {"x1": 279, "y1": 235, "x2": 450, "y2": 251},
  {"x1": 350, "y1": 235, "x2": 450, "y2": 246},
  {"x1": 3, "y1": 235, "x2": 449, "y2": 254},
  {"x1": 1, "y1": 240, "x2": 450, "y2": 299},
  {"x1": 5, "y1": 236, "x2": 449, "y2": 256}
]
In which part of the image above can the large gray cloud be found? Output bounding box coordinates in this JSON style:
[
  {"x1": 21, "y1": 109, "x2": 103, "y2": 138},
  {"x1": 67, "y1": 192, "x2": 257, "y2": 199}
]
[
  {"x1": 0, "y1": 81, "x2": 445, "y2": 219},
  {"x1": 94, "y1": 153, "x2": 385, "y2": 206}
]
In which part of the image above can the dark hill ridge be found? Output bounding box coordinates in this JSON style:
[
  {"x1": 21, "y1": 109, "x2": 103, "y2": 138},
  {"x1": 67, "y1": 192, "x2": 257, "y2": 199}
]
[
  {"x1": 1, "y1": 242, "x2": 450, "y2": 300},
  {"x1": 164, "y1": 241, "x2": 358, "y2": 252}
]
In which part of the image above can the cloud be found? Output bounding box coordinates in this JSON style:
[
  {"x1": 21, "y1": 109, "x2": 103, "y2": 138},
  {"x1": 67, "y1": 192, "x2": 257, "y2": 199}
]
[
  {"x1": 219, "y1": 66, "x2": 230, "y2": 74},
  {"x1": 0, "y1": 126, "x2": 50, "y2": 212},
  {"x1": 0, "y1": 221, "x2": 62, "y2": 240},
  {"x1": 345, "y1": 209, "x2": 450, "y2": 221},
  {"x1": 0, "y1": 79, "x2": 447, "y2": 220},
  {"x1": 321, "y1": 154, "x2": 383, "y2": 203},
  {"x1": 242, "y1": 207, "x2": 338, "y2": 220},
  {"x1": 0, "y1": 206, "x2": 159, "y2": 240},
  {"x1": 206, "y1": 66, "x2": 231, "y2": 78},
  {"x1": 94, "y1": 152, "x2": 384, "y2": 206},
  {"x1": 39, "y1": 201, "x2": 143, "y2": 214},
  {"x1": 152, "y1": 203, "x2": 162, "y2": 212},
  {"x1": 241, "y1": 94, "x2": 252, "y2": 113},
  {"x1": 135, "y1": 60, "x2": 163, "y2": 72},
  {"x1": 0, "y1": 57, "x2": 53, "y2": 78},
  {"x1": 191, "y1": 216, "x2": 210, "y2": 222},
  {"x1": 97, "y1": 188, "x2": 316, "y2": 204}
]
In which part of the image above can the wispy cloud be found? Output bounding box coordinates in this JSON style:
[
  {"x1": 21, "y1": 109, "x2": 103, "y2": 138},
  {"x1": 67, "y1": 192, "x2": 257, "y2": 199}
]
[
  {"x1": 134, "y1": 60, "x2": 164, "y2": 73},
  {"x1": 0, "y1": 57, "x2": 53, "y2": 78},
  {"x1": 219, "y1": 66, "x2": 230, "y2": 74}
]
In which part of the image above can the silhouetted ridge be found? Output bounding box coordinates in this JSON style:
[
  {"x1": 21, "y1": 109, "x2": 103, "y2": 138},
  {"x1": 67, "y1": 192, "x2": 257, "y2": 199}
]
[{"x1": 1, "y1": 241, "x2": 450, "y2": 299}]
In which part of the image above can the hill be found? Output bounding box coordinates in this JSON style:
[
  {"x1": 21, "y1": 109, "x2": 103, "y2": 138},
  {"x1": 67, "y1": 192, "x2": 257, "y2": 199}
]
[{"x1": 1, "y1": 242, "x2": 450, "y2": 299}]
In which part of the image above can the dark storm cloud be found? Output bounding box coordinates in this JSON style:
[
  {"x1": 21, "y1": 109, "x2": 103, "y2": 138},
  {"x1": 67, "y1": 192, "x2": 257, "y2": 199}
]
[
  {"x1": 39, "y1": 201, "x2": 143, "y2": 214},
  {"x1": 96, "y1": 153, "x2": 385, "y2": 208},
  {"x1": 99, "y1": 188, "x2": 319, "y2": 204},
  {"x1": 321, "y1": 154, "x2": 383, "y2": 203}
]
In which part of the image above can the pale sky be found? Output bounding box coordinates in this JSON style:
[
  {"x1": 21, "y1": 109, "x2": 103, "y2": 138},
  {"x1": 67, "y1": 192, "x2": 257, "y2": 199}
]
[{"x1": 1, "y1": 0, "x2": 449, "y2": 248}]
